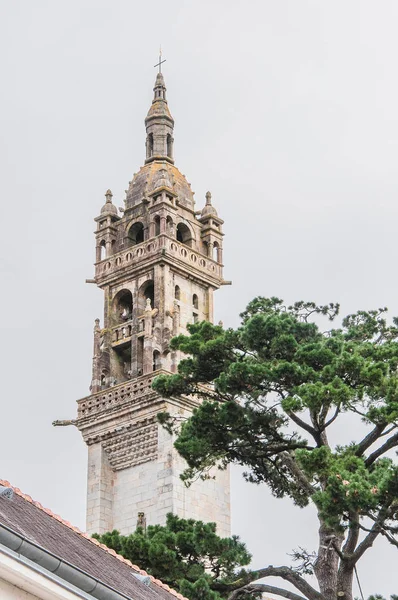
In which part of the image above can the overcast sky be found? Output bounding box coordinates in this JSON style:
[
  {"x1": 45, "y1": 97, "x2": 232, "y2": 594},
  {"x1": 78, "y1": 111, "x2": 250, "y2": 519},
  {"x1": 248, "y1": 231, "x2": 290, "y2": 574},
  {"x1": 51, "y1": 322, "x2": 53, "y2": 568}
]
[{"x1": 1, "y1": 1, "x2": 398, "y2": 597}]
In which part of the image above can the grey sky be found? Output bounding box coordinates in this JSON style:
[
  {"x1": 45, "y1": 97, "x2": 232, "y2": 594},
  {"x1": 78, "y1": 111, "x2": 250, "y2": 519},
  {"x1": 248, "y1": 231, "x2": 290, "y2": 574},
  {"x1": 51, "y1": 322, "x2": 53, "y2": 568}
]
[{"x1": 1, "y1": 0, "x2": 397, "y2": 596}]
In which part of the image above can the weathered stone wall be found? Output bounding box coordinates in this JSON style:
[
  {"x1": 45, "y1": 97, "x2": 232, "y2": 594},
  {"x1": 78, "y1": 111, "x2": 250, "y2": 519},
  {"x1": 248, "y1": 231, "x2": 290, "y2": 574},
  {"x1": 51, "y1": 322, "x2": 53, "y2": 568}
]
[{"x1": 85, "y1": 416, "x2": 230, "y2": 537}]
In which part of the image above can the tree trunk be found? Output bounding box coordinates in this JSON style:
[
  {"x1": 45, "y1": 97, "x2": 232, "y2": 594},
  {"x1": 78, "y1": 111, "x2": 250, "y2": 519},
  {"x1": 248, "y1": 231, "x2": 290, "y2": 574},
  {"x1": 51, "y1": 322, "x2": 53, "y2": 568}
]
[
  {"x1": 313, "y1": 519, "x2": 343, "y2": 600},
  {"x1": 336, "y1": 566, "x2": 354, "y2": 600}
]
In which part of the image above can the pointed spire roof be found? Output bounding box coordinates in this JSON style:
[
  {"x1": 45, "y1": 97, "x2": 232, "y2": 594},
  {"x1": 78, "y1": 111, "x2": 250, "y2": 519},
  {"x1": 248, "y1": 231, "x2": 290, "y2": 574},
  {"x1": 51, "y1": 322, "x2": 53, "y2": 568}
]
[
  {"x1": 145, "y1": 68, "x2": 175, "y2": 164},
  {"x1": 146, "y1": 72, "x2": 174, "y2": 122}
]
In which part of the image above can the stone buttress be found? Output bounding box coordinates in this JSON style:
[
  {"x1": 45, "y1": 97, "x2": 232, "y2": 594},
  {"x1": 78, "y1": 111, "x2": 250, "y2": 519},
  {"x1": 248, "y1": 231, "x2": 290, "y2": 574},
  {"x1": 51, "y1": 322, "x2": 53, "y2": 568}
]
[{"x1": 76, "y1": 71, "x2": 230, "y2": 537}]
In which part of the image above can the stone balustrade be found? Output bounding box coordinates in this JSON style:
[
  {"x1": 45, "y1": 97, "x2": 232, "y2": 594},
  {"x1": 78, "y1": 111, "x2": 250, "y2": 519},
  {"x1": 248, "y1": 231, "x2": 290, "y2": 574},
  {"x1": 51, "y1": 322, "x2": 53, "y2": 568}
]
[
  {"x1": 95, "y1": 235, "x2": 222, "y2": 281},
  {"x1": 77, "y1": 372, "x2": 167, "y2": 419},
  {"x1": 111, "y1": 320, "x2": 133, "y2": 345}
]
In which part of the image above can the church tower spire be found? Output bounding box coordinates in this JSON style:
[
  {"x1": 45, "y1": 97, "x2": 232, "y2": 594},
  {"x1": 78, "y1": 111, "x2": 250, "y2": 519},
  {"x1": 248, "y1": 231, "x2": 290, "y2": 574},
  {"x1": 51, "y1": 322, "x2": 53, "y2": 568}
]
[
  {"x1": 75, "y1": 67, "x2": 230, "y2": 538},
  {"x1": 145, "y1": 72, "x2": 174, "y2": 163}
]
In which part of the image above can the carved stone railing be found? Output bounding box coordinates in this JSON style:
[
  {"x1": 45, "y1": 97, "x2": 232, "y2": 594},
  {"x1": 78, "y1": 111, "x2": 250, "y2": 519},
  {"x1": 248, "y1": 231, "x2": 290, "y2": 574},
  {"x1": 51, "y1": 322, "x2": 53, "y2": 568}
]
[
  {"x1": 111, "y1": 320, "x2": 133, "y2": 345},
  {"x1": 76, "y1": 371, "x2": 167, "y2": 419},
  {"x1": 95, "y1": 234, "x2": 222, "y2": 281}
]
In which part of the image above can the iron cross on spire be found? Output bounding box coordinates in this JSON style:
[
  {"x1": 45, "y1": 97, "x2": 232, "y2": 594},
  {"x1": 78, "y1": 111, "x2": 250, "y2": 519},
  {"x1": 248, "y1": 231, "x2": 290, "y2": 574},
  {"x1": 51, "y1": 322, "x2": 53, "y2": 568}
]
[{"x1": 154, "y1": 47, "x2": 166, "y2": 73}]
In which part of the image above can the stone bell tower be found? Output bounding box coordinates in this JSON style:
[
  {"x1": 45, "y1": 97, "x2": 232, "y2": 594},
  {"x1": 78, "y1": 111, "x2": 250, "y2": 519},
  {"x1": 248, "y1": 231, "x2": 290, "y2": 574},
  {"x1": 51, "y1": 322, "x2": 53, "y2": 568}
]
[{"x1": 75, "y1": 69, "x2": 230, "y2": 537}]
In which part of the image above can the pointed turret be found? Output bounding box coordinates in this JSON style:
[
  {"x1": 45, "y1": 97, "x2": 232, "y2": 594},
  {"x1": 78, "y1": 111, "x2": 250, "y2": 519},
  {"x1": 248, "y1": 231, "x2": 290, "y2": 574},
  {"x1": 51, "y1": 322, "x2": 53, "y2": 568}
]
[
  {"x1": 100, "y1": 189, "x2": 118, "y2": 216},
  {"x1": 145, "y1": 72, "x2": 174, "y2": 164}
]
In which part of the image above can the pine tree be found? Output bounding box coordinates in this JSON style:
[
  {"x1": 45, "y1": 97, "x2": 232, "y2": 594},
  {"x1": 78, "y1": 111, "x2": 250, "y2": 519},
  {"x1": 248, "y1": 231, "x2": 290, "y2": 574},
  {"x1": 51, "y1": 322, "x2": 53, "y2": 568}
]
[
  {"x1": 153, "y1": 297, "x2": 398, "y2": 600},
  {"x1": 93, "y1": 513, "x2": 252, "y2": 600}
]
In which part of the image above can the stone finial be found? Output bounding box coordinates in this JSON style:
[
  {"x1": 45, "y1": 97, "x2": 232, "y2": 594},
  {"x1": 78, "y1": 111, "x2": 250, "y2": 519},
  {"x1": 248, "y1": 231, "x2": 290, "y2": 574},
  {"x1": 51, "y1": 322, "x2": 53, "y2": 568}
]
[
  {"x1": 201, "y1": 191, "x2": 218, "y2": 218},
  {"x1": 101, "y1": 189, "x2": 118, "y2": 216}
]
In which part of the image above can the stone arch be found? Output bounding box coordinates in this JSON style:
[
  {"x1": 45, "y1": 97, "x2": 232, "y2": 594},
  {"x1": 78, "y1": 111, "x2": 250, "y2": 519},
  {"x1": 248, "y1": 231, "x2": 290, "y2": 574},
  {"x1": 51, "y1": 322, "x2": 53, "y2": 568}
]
[
  {"x1": 153, "y1": 349, "x2": 161, "y2": 372},
  {"x1": 175, "y1": 285, "x2": 181, "y2": 300},
  {"x1": 213, "y1": 241, "x2": 220, "y2": 262},
  {"x1": 176, "y1": 222, "x2": 193, "y2": 247},
  {"x1": 128, "y1": 222, "x2": 145, "y2": 245},
  {"x1": 192, "y1": 294, "x2": 199, "y2": 310},
  {"x1": 166, "y1": 215, "x2": 174, "y2": 236},
  {"x1": 154, "y1": 215, "x2": 161, "y2": 236},
  {"x1": 99, "y1": 240, "x2": 106, "y2": 260},
  {"x1": 138, "y1": 279, "x2": 155, "y2": 312},
  {"x1": 112, "y1": 289, "x2": 133, "y2": 325}
]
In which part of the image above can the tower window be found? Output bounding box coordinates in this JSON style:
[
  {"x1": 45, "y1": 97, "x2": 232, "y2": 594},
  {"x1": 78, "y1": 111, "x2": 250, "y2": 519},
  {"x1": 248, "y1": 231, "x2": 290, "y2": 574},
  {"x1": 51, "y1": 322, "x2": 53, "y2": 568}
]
[
  {"x1": 128, "y1": 222, "x2": 145, "y2": 245},
  {"x1": 99, "y1": 240, "x2": 106, "y2": 261},
  {"x1": 176, "y1": 223, "x2": 192, "y2": 247},
  {"x1": 166, "y1": 215, "x2": 174, "y2": 236},
  {"x1": 175, "y1": 285, "x2": 180, "y2": 300},
  {"x1": 153, "y1": 350, "x2": 161, "y2": 372},
  {"x1": 154, "y1": 215, "x2": 161, "y2": 236},
  {"x1": 192, "y1": 294, "x2": 198, "y2": 310},
  {"x1": 213, "y1": 241, "x2": 220, "y2": 262},
  {"x1": 113, "y1": 289, "x2": 133, "y2": 325},
  {"x1": 138, "y1": 280, "x2": 155, "y2": 312},
  {"x1": 100, "y1": 372, "x2": 107, "y2": 388}
]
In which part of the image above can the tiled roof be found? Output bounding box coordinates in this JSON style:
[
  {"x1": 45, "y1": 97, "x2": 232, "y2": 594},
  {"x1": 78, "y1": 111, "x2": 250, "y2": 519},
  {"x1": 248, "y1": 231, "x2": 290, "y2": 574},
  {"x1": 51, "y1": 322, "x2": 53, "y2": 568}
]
[{"x1": 0, "y1": 479, "x2": 187, "y2": 600}]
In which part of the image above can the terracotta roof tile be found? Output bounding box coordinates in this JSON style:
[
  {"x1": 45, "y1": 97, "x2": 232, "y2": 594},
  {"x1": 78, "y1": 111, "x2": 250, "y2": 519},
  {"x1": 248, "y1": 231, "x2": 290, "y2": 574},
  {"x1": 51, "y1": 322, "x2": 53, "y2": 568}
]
[{"x1": 0, "y1": 480, "x2": 189, "y2": 600}]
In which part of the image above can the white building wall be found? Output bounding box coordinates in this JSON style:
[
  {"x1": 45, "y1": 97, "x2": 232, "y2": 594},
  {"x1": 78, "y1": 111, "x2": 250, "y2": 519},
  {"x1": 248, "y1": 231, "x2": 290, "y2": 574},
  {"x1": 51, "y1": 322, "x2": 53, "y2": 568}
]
[
  {"x1": 0, "y1": 579, "x2": 40, "y2": 600},
  {"x1": 0, "y1": 551, "x2": 83, "y2": 600}
]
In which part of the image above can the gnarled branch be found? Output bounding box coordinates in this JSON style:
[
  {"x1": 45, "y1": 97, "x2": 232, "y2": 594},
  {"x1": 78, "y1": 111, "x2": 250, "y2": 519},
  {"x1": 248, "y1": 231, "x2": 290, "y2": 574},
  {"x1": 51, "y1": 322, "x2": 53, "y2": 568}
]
[
  {"x1": 230, "y1": 565, "x2": 323, "y2": 600},
  {"x1": 228, "y1": 583, "x2": 307, "y2": 600}
]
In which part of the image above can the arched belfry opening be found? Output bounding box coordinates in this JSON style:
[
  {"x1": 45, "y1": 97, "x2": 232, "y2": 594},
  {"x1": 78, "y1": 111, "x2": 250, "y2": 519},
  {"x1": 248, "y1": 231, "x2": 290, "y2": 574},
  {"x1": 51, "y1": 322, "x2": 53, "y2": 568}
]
[
  {"x1": 112, "y1": 289, "x2": 133, "y2": 325},
  {"x1": 138, "y1": 280, "x2": 155, "y2": 312},
  {"x1": 128, "y1": 222, "x2": 145, "y2": 245},
  {"x1": 176, "y1": 223, "x2": 192, "y2": 247},
  {"x1": 213, "y1": 241, "x2": 219, "y2": 262},
  {"x1": 100, "y1": 240, "x2": 106, "y2": 260},
  {"x1": 153, "y1": 350, "x2": 161, "y2": 371},
  {"x1": 154, "y1": 215, "x2": 161, "y2": 236}
]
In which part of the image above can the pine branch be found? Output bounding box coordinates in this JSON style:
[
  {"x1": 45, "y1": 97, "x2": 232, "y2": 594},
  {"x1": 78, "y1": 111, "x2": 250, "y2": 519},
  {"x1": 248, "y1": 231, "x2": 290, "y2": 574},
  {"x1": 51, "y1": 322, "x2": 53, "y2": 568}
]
[
  {"x1": 286, "y1": 411, "x2": 321, "y2": 446},
  {"x1": 354, "y1": 423, "x2": 386, "y2": 458},
  {"x1": 365, "y1": 431, "x2": 398, "y2": 466},
  {"x1": 279, "y1": 452, "x2": 316, "y2": 496},
  {"x1": 340, "y1": 512, "x2": 360, "y2": 557},
  {"x1": 351, "y1": 505, "x2": 390, "y2": 564}
]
